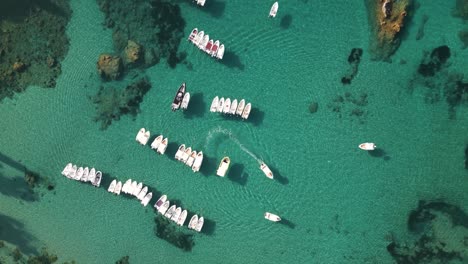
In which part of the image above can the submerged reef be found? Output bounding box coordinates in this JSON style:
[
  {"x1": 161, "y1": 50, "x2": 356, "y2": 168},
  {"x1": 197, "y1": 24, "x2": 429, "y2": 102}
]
[
  {"x1": 327, "y1": 92, "x2": 368, "y2": 123},
  {"x1": 417, "y1": 46, "x2": 450, "y2": 77},
  {"x1": 453, "y1": 0, "x2": 468, "y2": 20},
  {"x1": 115, "y1": 255, "x2": 130, "y2": 264},
  {"x1": 365, "y1": 0, "x2": 412, "y2": 61},
  {"x1": 0, "y1": 0, "x2": 71, "y2": 101},
  {"x1": 154, "y1": 215, "x2": 194, "y2": 251},
  {"x1": 387, "y1": 200, "x2": 468, "y2": 263},
  {"x1": 0, "y1": 241, "x2": 75, "y2": 264},
  {"x1": 91, "y1": 75, "x2": 151, "y2": 129},
  {"x1": 341, "y1": 48, "x2": 363, "y2": 85}
]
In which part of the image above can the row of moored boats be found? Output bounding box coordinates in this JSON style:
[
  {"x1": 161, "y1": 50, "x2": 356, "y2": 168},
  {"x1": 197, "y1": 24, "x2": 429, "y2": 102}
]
[
  {"x1": 108, "y1": 179, "x2": 153, "y2": 206},
  {"x1": 210, "y1": 96, "x2": 251, "y2": 120},
  {"x1": 61, "y1": 163, "x2": 102, "y2": 187},
  {"x1": 154, "y1": 195, "x2": 204, "y2": 232},
  {"x1": 136, "y1": 128, "x2": 169, "y2": 155},
  {"x1": 188, "y1": 28, "x2": 225, "y2": 60},
  {"x1": 175, "y1": 144, "x2": 204, "y2": 172}
]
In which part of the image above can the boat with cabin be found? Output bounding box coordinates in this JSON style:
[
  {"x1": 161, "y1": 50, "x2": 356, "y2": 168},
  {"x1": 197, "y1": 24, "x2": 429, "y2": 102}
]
[
  {"x1": 62, "y1": 163, "x2": 72, "y2": 176},
  {"x1": 175, "y1": 144, "x2": 186, "y2": 160},
  {"x1": 205, "y1": 39, "x2": 213, "y2": 53},
  {"x1": 172, "y1": 83, "x2": 186, "y2": 111},
  {"x1": 157, "y1": 138, "x2": 168, "y2": 154},
  {"x1": 192, "y1": 151, "x2": 204, "y2": 172},
  {"x1": 181, "y1": 147, "x2": 192, "y2": 163},
  {"x1": 159, "y1": 200, "x2": 170, "y2": 215},
  {"x1": 359, "y1": 142, "x2": 376, "y2": 151},
  {"x1": 93, "y1": 171, "x2": 102, "y2": 187},
  {"x1": 269, "y1": 2, "x2": 278, "y2": 18},
  {"x1": 154, "y1": 195, "x2": 167, "y2": 211},
  {"x1": 137, "y1": 186, "x2": 148, "y2": 200},
  {"x1": 264, "y1": 212, "x2": 281, "y2": 222},
  {"x1": 198, "y1": 35, "x2": 209, "y2": 49},
  {"x1": 133, "y1": 182, "x2": 143, "y2": 196},
  {"x1": 217, "y1": 97, "x2": 225, "y2": 112},
  {"x1": 188, "y1": 28, "x2": 198, "y2": 43},
  {"x1": 74, "y1": 167, "x2": 84, "y2": 180},
  {"x1": 211, "y1": 40, "x2": 220, "y2": 56},
  {"x1": 122, "y1": 179, "x2": 132, "y2": 194},
  {"x1": 81, "y1": 167, "x2": 89, "y2": 182},
  {"x1": 260, "y1": 162, "x2": 274, "y2": 179},
  {"x1": 165, "y1": 205, "x2": 177, "y2": 218},
  {"x1": 216, "y1": 156, "x2": 231, "y2": 177},
  {"x1": 171, "y1": 207, "x2": 182, "y2": 222},
  {"x1": 88, "y1": 168, "x2": 96, "y2": 183}
]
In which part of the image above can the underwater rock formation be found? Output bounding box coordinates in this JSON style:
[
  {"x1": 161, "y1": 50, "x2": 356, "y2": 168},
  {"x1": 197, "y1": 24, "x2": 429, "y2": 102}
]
[
  {"x1": 415, "y1": 14, "x2": 428, "y2": 41},
  {"x1": 91, "y1": 76, "x2": 151, "y2": 130},
  {"x1": 309, "y1": 102, "x2": 318, "y2": 113},
  {"x1": 327, "y1": 92, "x2": 368, "y2": 123},
  {"x1": 365, "y1": 0, "x2": 412, "y2": 61},
  {"x1": 0, "y1": 0, "x2": 71, "y2": 101},
  {"x1": 97, "y1": 54, "x2": 123, "y2": 80},
  {"x1": 341, "y1": 48, "x2": 363, "y2": 85},
  {"x1": 123, "y1": 40, "x2": 142, "y2": 66},
  {"x1": 417, "y1": 45, "x2": 451, "y2": 77},
  {"x1": 115, "y1": 256, "x2": 130, "y2": 264},
  {"x1": 153, "y1": 215, "x2": 194, "y2": 251},
  {"x1": 0, "y1": 241, "x2": 72, "y2": 264}
]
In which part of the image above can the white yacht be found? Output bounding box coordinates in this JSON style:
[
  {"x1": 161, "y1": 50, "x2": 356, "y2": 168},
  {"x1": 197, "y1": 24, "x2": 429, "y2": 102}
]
[
  {"x1": 269, "y1": 2, "x2": 278, "y2": 18},
  {"x1": 195, "y1": 217, "x2": 204, "y2": 232},
  {"x1": 151, "y1": 135, "x2": 163, "y2": 150},
  {"x1": 236, "y1": 99, "x2": 245, "y2": 116},
  {"x1": 241, "y1": 103, "x2": 251, "y2": 119},
  {"x1": 260, "y1": 162, "x2": 274, "y2": 179},
  {"x1": 188, "y1": 215, "x2": 198, "y2": 229},
  {"x1": 210, "y1": 96, "x2": 219, "y2": 112},
  {"x1": 175, "y1": 144, "x2": 186, "y2": 160},
  {"x1": 141, "y1": 192, "x2": 152, "y2": 207},
  {"x1": 229, "y1": 99, "x2": 238, "y2": 114},
  {"x1": 223, "y1": 98, "x2": 231, "y2": 114},
  {"x1": 114, "y1": 181, "x2": 122, "y2": 195},
  {"x1": 264, "y1": 212, "x2": 281, "y2": 222},
  {"x1": 216, "y1": 44, "x2": 225, "y2": 59},
  {"x1": 157, "y1": 138, "x2": 168, "y2": 154},
  {"x1": 108, "y1": 180, "x2": 117, "y2": 193},
  {"x1": 192, "y1": 151, "x2": 204, "y2": 172},
  {"x1": 177, "y1": 210, "x2": 188, "y2": 226}
]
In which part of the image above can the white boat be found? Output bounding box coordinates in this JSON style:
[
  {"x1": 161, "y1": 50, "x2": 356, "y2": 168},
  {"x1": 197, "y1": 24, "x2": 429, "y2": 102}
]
[
  {"x1": 135, "y1": 127, "x2": 145, "y2": 142},
  {"x1": 88, "y1": 168, "x2": 96, "y2": 183},
  {"x1": 217, "y1": 97, "x2": 225, "y2": 112},
  {"x1": 61, "y1": 163, "x2": 72, "y2": 176},
  {"x1": 108, "y1": 180, "x2": 117, "y2": 193},
  {"x1": 137, "y1": 186, "x2": 148, "y2": 200},
  {"x1": 93, "y1": 171, "x2": 102, "y2": 187},
  {"x1": 216, "y1": 156, "x2": 230, "y2": 177},
  {"x1": 172, "y1": 83, "x2": 186, "y2": 111},
  {"x1": 122, "y1": 179, "x2": 132, "y2": 194},
  {"x1": 133, "y1": 182, "x2": 143, "y2": 197},
  {"x1": 188, "y1": 28, "x2": 198, "y2": 43},
  {"x1": 181, "y1": 92, "x2": 190, "y2": 110},
  {"x1": 197, "y1": 0, "x2": 206, "y2": 6},
  {"x1": 68, "y1": 165, "x2": 77, "y2": 179},
  {"x1": 188, "y1": 215, "x2": 198, "y2": 229},
  {"x1": 241, "y1": 103, "x2": 251, "y2": 119},
  {"x1": 264, "y1": 212, "x2": 281, "y2": 222},
  {"x1": 223, "y1": 98, "x2": 231, "y2": 114},
  {"x1": 157, "y1": 138, "x2": 168, "y2": 154},
  {"x1": 177, "y1": 210, "x2": 188, "y2": 226},
  {"x1": 269, "y1": 2, "x2": 278, "y2": 18},
  {"x1": 186, "y1": 151, "x2": 197, "y2": 167},
  {"x1": 175, "y1": 144, "x2": 186, "y2": 160},
  {"x1": 80, "y1": 167, "x2": 89, "y2": 182},
  {"x1": 171, "y1": 207, "x2": 182, "y2": 222},
  {"x1": 194, "y1": 31, "x2": 204, "y2": 46},
  {"x1": 159, "y1": 200, "x2": 170, "y2": 215},
  {"x1": 114, "y1": 181, "x2": 122, "y2": 195},
  {"x1": 74, "y1": 167, "x2": 84, "y2": 180},
  {"x1": 210, "y1": 96, "x2": 219, "y2": 112},
  {"x1": 154, "y1": 195, "x2": 167, "y2": 211},
  {"x1": 129, "y1": 181, "x2": 137, "y2": 195},
  {"x1": 192, "y1": 151, "x2": 204, "y2": 172},
  {"x1": 229, "y1": 99, "x2": 238, "y2": 114},
  {"x1": 151, "y1": 135, "x2": 163, "y2": 150},
  {"x1": 359, "y1": 142, "x2": 376, "y2": 151},
  {"x1": 165, "y1": 205, "x2": 177, "y2": 218},
  {"x1": 216, "y1": 44, "x2": 225, "y2": 59},
  {"x1": 141, "y1": 192, "x2": 152, "y2": 207},
  {"x1": 136, "y1": 128, "x2": 150, "y2": 145},
  {"x1": 211, "y1": 40, "x2": 220, "y2": 57},
  {"x1": 205, "y1": 39, "x2": 213, "y2": 53},
  {"x1": 260, "y1": 162, "x2": 274, "y2": 179},
  {"x1": 236, "y1": 99, "x2": 245, "y2": 116},
  {"x1": 181, "y1": 147, "x2": 192, "y2": 163},
  {"x1": 198, "y1": 34, "x2": 209, "y2": 49},
  {"x1": 195, "y1": 216, "x2": 204, "y2": 232}
]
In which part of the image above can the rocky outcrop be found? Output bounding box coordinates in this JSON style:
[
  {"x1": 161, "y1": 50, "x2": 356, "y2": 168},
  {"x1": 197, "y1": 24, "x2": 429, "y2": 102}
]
[
  {"x1": 123, "y1": 40, "x2": 142, "y2": 65},
  {"x1": 341, "y1": 48, "x2": 363, "y2": 85},
  {"x1": 97, "y1": 54, "x2": 123, "y2": 80}
]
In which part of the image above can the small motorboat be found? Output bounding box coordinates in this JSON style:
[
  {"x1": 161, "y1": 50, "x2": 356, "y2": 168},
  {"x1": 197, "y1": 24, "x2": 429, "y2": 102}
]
[
  {"x1": 229, "y1": 99, "x2": 238, "y2": 114},
  {"x1": 216, "y1": 156, "x2": 231, "y2": 177},
  {"x1": 122, "y1": 179, "x2": 132, "y2": 194},
  {"x1": 114, "y1": 181, "x2": 122, "y2": 195},
  {"x1": 186, "y1": 151, "x2": 197, "y2": 167},
  {"x1": 236, "y1": 99, "x2": 245, "y2": 116},
  {"x1": 264, "y1": 212, "x2": 281, "y2": 222},
  {"x1": 141, "y1": 192, "x2": 153, "y2": 207},
  {"x1": 172, "y1": 83, "x2": 186, "y2": 111},
  {"x1": 217, "y1": 97, "x2": 225, "y2": 112},
  {"x1": 61, "y1": 163, "x2": 72, "y2": 176},
  {"x1": 359, "y1": 142, "x2": 376, "y2": 151},
  {"x1": 154, "y1": 195, "x2": 167, "y2": 211},
  {"x1": 151, "y1": 135, "x2": 163, "y2": 150},
  {"x1": 192, "y1": 151, "x2": 204, "y2": 172},
  {"x1": 260, "y1": 162, "x2": 274, "y2": 179},
  {"x1": 198, "y1": 34, "x2": 209, "y2": 49},
  {"x1": 129, "y1": 181, "x2": 137, "y2": 195},
  {"x1": 181, "y1": 147, "x2": 192, "y2": 163},
  {"x1": 188, "y1": 215, "x2": 198, "y2": 229},
  {"x1": 223, "y1": 98, "x2": 231, "y2": 114},
  {"x1": 195, "y1": 216, "x2": 204, "y2": 232},
  {"x1": 242, "y1": 103, "x2": 251, "y2": 119},
  {"x1": 88, "y1": 168, "x2": 96, "y2": 183},
  {"x1": 188, "y1": 28, "x2": 198, "y2": 43},
  {"x1": 135, "y1": 127, "x2": 145, "y2": 142},
  {"x1": 171, "y1": 207, "x2": 182, "y2": 222},
  {"x1": 210, "y1": 96, "x2": 219, "y2": 112},
  {"x1": 157, "y1": 138, "x2": 168, "y2": 154},
  {"x1": 108, "y1": 180, "x2": 117, "y2": 193},
  {"x1": 177, "y1": 210, "x2": 188, "y2": 226},
  {"x1": 269, "y1": 2, "x2": 278, "y2": 18},
  {"x1": 181, "y1": 92, "x2": 190, "y2": 110},
  {"x1": 197, "y1": 0, "x2": 206, "y2": 6},
  {"x1": 211, "y1": 40, "x2": 220, "y2": 57},
  {"x1": 159, "y1": 200, "x2": 170, "y2": 215},
  {"x1": 93, "y1": 171, "x2": 102, "y2": 187},
  {"x1": 133, "y1": 182, "x2": 143, "y2": 197},
  {"x1": 137, "y1": 186, "x2": 148, "y2": 200},
  {"x1": 136, "y1": 128, "x2": 150, "y2": 145},
  {"x1": 175, "y1": 144, "x2": 186, "y2": 160},
  {"x1": 216, "y1": 44, "x2": 225, "y2": 59},
  {"x1": 74, "y1": 167, "x2": 84, "y2": 180},
  {"x1": 68, "y1": 165, "x2": 77, "y2": 179},
  {"x1": 194, "y1": 31, "x2": 204, "y2": 46},
  {"x1": 205, "y1": 39, "x2": 213, "y2": 53},
  {"x1": 81, "y1": 167, "x2": 89, "y2": 182},
  {"x1": 165, "y1": 205, "x2": 177, "y2": 218}
]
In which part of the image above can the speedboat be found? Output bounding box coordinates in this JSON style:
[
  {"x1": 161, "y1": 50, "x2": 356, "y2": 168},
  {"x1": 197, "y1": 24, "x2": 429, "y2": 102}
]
[
  {"x1": 93, "y1": 171, "x2": 102, "y2": 187},
  {"x1": 188, "y1": 215, "x2": 198, "y2": 229},
  {"x1": 260, "y1": 162, "x2": 274, "y2": 179},
  {"x1": 192, "y1": 151, "x2": 204, "y2": 172},
  {"x1": 181, "y1": 92, "x2": 190, "y2": 110},
  {"x1": 151, "y1": 135, "x2": 163, "y2": 150},
  {"x1": 242, "y1": 103, "x2": 251, "y2": 119},
  {"x1": 186, "y1": 151, "x2": 197, "y2": 167},
  {"x1": 165, "y1": 205, "x2": 177, "y2": 218},
  {"x1": 157, "y1": 138, "x2": 168, "y2": 154},
  {"x1": 175, "y1": 144, "x2": 186, "y2": 160},
  {"x1": 216, "y1": 156, "x2": 231, "y2": 177},
  {"x1": 108, "y1": 180, "x2": 117, "y2": 193},
  {"x1": 197, "y1": 0, "x2": 206, "y2": 6},
  {"x1": 129, "y1": 181, "x2": 137, "y2": 195},
  {"x1": 154, "y1": 195, "x2": 167, "y2": 211},
  {"x1": 135, "y1": 127, "x2": 145, "y2": 142},
  {"x1": 133, "y1": 182, "x2": 143, "y2": 196},
  {"x1": 236, "y1": 99, "x2": 245, "y2": 116},
  {"x1": 137, "y1": 186, "x2": 148, "y2": 200},
  {"x1": 177, "y1": 210, "x2": 188, "y2": 226},
  {"x1": 194, "y1": 31, "x2": 204, "y2": 46},
  {"x1": 269, "y1": 2, "x2": 278, "y2": 18},
  {"x1": 74, "y1": 167, "x2": 84, "y2": 180},
  {"x1": 68, "y1": 165, "x2": 77, "y2": 179},
  {"x1": 171, "y1": 207, "x2": 182, "y2": 222},
  {"x1": 223, "y1": 98, "x2": 231, "y2": 114},
  {"x1": 211, "y1": 40, "x2": 220, "y2": 57},
  {"x1": 229, "y1": 99, "x2": 238, "y2": 114},
  {"x1": 61, "y1": 163, "x2": 72, "y2": 176},
  {"x1": 114, "y1": 181, "x2": 122, "y2": 195},
  {"x1": 172, "y1": 83, "x2": 186, "y2": 111},
  {"x1": 122, "y1": 179, "x2": 132, "y2": 194},
  {"x1": 216, "y1": 44, "x2": 225, "y2": 59},
  {"x1": 217, "y1": 97, "x2": 225, "y2": 112},
  {"x1": 205, "y1": 39, "x2": 213, "y2": 53},
  {"x1": 159, "y1": 200, "x2": 170, "y2": 215},
  {"x1": 188, "y1": 28, "x2": 198, "y2": 43},
  {"x1": 195, "y1": 216, "x2": 204, "y2": 232},
  {"x1": 141, "y1": 192, "x2": 153, "y2": 207},
  {"x1": 210, "y1": 96, "x2": 219, "y2": 112},
  {"x1": 198, "y1": 34, "x2": 209, "y2": 50},
  {"x1": 181, "y1": 147, "x2": 192, "y2": 163},
  {"x1": 88, "y1": 168, "x2": 96, "y2": 183},
  {"x1": 264, "y1": 212, "x2": 281, "y2": 222},
  {"x1": 359, "y1": 142, "x2": 376, "y2": 151},
  {"x1": 81, "y1": 167, "x2": 89, "y2": 182}
]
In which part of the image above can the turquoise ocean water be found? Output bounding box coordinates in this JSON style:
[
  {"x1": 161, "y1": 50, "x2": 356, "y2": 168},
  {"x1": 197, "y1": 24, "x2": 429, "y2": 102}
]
[{"x1": 1, "y1": 0, "x2": 468, "y2": 263}]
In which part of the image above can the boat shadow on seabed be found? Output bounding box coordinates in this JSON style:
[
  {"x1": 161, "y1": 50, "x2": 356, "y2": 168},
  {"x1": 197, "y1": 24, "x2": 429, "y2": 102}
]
[
  {"x1": 199, "y1": 0, "x2": 226, "y2": 18},
  {"x1": 220, "y1": 50, "x2": 245, "y2": 70},
  {"x1": 183, "y1": 92, "x2": 206, "y2": 119},
  {"x1": 279, "y1": 217, "x2": 296, "y2": 229},
  {"x1": 270, "y1": 166, "x2": 288, "y2": 185}
]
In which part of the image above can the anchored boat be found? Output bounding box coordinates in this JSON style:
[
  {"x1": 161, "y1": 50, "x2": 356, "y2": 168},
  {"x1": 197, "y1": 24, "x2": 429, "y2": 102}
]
[{"x1": 216, "y1": 156, "x2": 231, "y2": 177}]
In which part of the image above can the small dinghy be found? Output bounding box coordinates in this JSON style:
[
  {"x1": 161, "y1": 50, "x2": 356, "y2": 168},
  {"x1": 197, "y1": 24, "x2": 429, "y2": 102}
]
[
  {"x1": 141, "y1": 192, "x2": 153, "y2": 207},
  {"x1": 137, "y1": 186, "x2": 148, "y2": 200},
  {"x1": 229, "y1": 99, "x2": 238, "y2": 114},
  {"x1": 135, "y1": 127, "x2": 145, "y2": 142},
  {"x1": 359, "y1": 142, "x2": 376, "y2": 151},
  {"x1": 205, "y1": 39, "x2": 213, "y2": 53},
  {"x1": 172, "y1": 83, "x2": 186, "y2": 111},
  {"x1": 223, "y1": 98, "x2": 231, "y2": 114},
  {"x1": 68, "y1": 165, "x2": 77, "y2": 179},
  {"x1": 192, "y1": 151, "x2": 204, "y2": 172},
  {"x1": 151, "y1": 135, "x2": 163, "y2": 150},
  {"x1": 211, "y1": 40, "x2": 220, "y2": 57},
  {"x1": 93, "y1": 171, "x2": 102, "y2": 187},
  {"x1": 217, "y1": 97, "x2": 225, "y2": 112},
  {"x1": 197, "y1": 0, "x2": 206, "y2": 6},
  {"x1": 216, "y1": 156, "x2": 231, "y2": 177},
  {"x1": 198, "y1": 34, "x2": 209, "y2": 50},
  {"x1": 122, "y1": 179, "x2": 132, "y2": 194},
  {"x1": 159, "y1": 200, "x2": 170, "y2": 215},
  {"x1": 129, "y1": 181, "x2": 137, "y2": 195},
  {"x1": 133, "y1": 182, "x2": 143, "y2": 197},
  {"x1": 181, "y1": 92, "x2": 190, "y2": 110},
  {"x1": 269, "y1": 2, "x2": 278, "y2": 18},
  {"x1": 61, "y1": 163, "x2": 72, "y2": 176},
  {"x1": 242, "y1": 103, "x2": 252, "y2": 119},
  {"x1": 188, "y1": 215, "x2": 199, "y2": 229},
  {"x1": 260, "y1": 162, "x2": 274, "y2": 179},
  {"x1": 195, "y1": 217, "x2": 204, "y2": 232},
  {"x1": 157, "y1": 138, "x2": 168, "y2": 154},
  {"x1": 194, "y1": 31, "x2": 204, "y2": 46},
  {"x1": 165, "y1": 205, "x2": 177, "y2": 218},
  {"x1": 74, "y1": 167, "x2": 84, "y2": 180},
  {"x1": 216, "y1": 44, "x2": 225, "y2": 59},
  {"x1": 188, "y1": 28, "x2": 198, "y2": 43},
  {"x1": 264, "y1": 212, "x2": 281, "y2": 222},
  {"x1": 108, "y1": 180, "x2": 117, "y2": 193},
  {"x1": 210, "y1": 96, "x2": 219, "y2": 112},
  {"x1": 88, "y1": 168, "x2": 96, "y2": 183},
  {"x1": 175, "y1": 144, "x2": 186, "y2": 160},
  {"x1": 236, "y1": 99, "x2": 245, "y2": 116},
  {"x1": 177, "y1": 210, "x2": 188, "y2": 226},
  {"x1": 186, "y1": 151, "x2": 197, "y2": 167},
  {"x1": 81, "y1": 167, "x2": 89, "y2": 182},
  {"x1": 114, "y1": 181, "x2": 122, "y2": 195},
  {"x1": 154, "y1": 195, "x2": 167, "y2": 211},
  {"x1": 171, "y1": 207, "x2": 182, "y2": 222},
  {"x1": 136, "y1": 128, "x2": 150, "y2": 145},
  {"x1": 181, "y1": 147, "x2": 192, "y2": 163}
]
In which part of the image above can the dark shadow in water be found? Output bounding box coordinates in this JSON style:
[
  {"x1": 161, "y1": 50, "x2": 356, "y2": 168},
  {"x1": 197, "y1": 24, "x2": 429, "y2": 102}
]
[
  {"x1": 270, "y1": 166, "x2": 288, "y2": 185},
  {"x1": 0, "y1": 213, "x2": 38, "y2": 255},
  {"x1": 200, "y1": 0, "x2": 226, "y2": 18},
  {"x1": 0, "y1": 0, "x2": 69, "y2": 21},
  {"x1": 368, "y1": 148, "x2": 391, "y2": 161},
  {"x1": 247, "y1": 107, "x2": 265, "y2": 126},
  {"x1": 227, "y1": 163, "x2": 248, "y2": 186},
  {"x1": 200, "y1": 154, "x2": 218, "y2": 177},
  {"x1": 279, "y1": 217, "x2": 296, "y2": 229},
  {"x1": 154, "y1": 214, "x2": 194, "y2": 251},
  {"x1": 220, "y1": 50, "x2": 245, "y2": 70},
  {"x1": 0, "y1": 152, "x2": 25, "y2": 171},
  {"x1": 0, "y1": 152, "x2": 38, "y2": 201},
  {"x1": 201, "y1": 218, "x2": 216, "y2": 235},
  {"x1": 183, "y1": 92, "x2": 206, "y2": 119},
  {"x1": 165, "y1": 142, "x2": 180, "y2": 161},
  {"x1": 280, "y1": 14, "x2": 292, "y2": 29}
]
